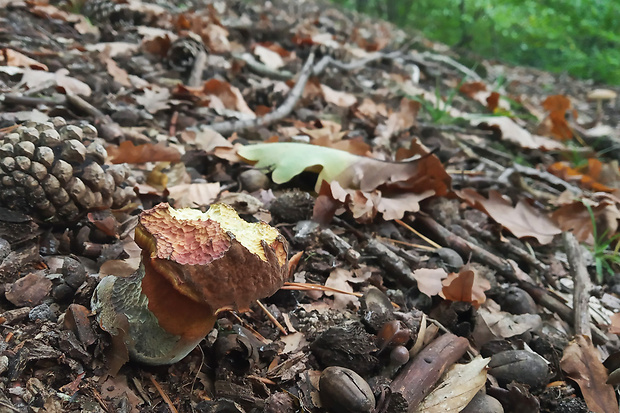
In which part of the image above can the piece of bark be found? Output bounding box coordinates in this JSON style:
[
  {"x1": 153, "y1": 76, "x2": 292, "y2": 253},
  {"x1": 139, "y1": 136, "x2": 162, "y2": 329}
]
[
  {"x1": 387, "y1": 333, "x2": 469, "y2": 412},
  {"x1": 562, "y1": 232, "x2": 591, "y2": 337}
]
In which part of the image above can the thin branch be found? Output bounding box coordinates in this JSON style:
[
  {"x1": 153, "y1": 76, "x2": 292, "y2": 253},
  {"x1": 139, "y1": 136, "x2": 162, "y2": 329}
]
[
  {"x1": 563, "y1": 232, "x2": 592, "y2": 337},
  {"x1": 207, "y1": 51, "x2": 316, "y2": 135}
]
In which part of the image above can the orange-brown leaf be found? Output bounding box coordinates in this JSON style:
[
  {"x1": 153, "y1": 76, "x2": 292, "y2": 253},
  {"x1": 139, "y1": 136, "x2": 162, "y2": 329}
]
[
  {"x1": 541, "y1": 95, "x2": 574, "y2": 140},
  {"x1": 107, "y1": 141, "x2": 181, "y2": 164},
  {"x1": 440, "y1": 266, "x2": 490, "y2": 308}
]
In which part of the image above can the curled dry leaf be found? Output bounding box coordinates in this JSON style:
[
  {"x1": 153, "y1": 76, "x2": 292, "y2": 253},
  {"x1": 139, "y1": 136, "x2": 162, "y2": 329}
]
[
  {"x1": 560, "y1": 335, "x2": 617, "y2": 413},
  {"x1": 107, "y1": 141, "x2": 182, "y2": 164},
  {"x1": 174, "y1": 78, "x2": 254, "y2": 117},
  {"x1": 414, "y1": 356, "x2": 490, "y2": 413},
  {"x1": 1, "y1": 48, "x2": 48, "y2": 70},
  {"x1": 440, "y1": 265, "x2": 490, "y2": 309},
  {"x1": 551, "y1": 195, "x2": 620, "y2": 244},
  {"x1": 540, "y1": 94, "x2": 575, "y2": 141},
  {"x1": 238, "y1": 142, "x2": 450, "y2": 222},
  {"x1": 548, "y1": 159, "x2": 620, "y2": 193},
  {"x1": 456, "y1": 188, "x2": 561, "y2": 244}
]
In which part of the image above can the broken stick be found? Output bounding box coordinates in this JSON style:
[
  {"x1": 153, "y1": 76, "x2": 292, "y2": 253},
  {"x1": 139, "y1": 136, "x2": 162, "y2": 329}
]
[{"x1": 387, "y1": 332, "x2": 469, "y2": 412}]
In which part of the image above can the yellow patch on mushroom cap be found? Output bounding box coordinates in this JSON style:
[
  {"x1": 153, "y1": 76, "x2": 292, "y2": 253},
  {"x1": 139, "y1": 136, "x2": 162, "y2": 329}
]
[{"x1": 167, "y1": 203, "x2": 284, "y2": 265}]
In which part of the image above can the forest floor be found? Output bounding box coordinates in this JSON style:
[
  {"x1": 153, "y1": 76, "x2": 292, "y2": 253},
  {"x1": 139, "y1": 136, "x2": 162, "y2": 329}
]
[{"x1": 1, "y1": 0, "x2": 620, "y2": 412}]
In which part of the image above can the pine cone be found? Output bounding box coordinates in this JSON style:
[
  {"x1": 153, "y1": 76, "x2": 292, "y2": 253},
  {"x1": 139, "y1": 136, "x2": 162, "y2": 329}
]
[{"x1": 0, "y1": 117, "x2": 136, "y2": 223}]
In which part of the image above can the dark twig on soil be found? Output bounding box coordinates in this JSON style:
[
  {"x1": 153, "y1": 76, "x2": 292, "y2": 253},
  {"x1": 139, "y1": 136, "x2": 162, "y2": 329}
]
[
  {"x1": 206, "y1": 51, "x2": 316, "y2": 135},
  {"x1": 65, "y1": 93, "x2": 124, "y2": 141},
  {"x1": 364, "y1": 238, "x2": 417, "y2": 286},
  {"x1": 386, "y1": 333, "x2": 470, "y2": 411},
  {"x1": 562, "y1": 232, "x2": 592, "y2": 337}
]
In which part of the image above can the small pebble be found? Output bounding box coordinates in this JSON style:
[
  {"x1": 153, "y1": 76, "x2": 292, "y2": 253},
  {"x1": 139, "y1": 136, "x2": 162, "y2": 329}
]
[
  {"x1": 489, "y1": 349, "x2": 548, "y2": 388},
  {"x1": 501, "y1": 286, "x2": 537, "y2": 314},
  {"x1": 0, "y1": 238, "x2": 10, "y2": 262},
  {"x1": 29, "y1": 303, "x2": 57, "y2": 322},
  {"x1": 461, "y1": 391, "x2": 504, "y2": 413},
  {"x1": 239, "y1": 169, "x2": 270, "y2": 192}
]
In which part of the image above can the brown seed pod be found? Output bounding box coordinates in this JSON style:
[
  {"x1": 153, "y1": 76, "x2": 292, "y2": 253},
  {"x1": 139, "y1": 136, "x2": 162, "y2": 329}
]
[{"x1": 91, "y1": 203, "x2": 289, "y2": 366}]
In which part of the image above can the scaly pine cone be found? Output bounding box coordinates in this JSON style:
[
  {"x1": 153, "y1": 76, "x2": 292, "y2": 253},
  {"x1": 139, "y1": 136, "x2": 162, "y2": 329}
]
[{"x1": 0, "y1": 117, "x2": 136, "y2": 223}]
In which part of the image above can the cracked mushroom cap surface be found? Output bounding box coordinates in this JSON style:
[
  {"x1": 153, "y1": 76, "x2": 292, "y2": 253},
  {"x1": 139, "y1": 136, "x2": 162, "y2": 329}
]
[{"x1": 135, "y1": 203, "x2": 289, "y2": 311}]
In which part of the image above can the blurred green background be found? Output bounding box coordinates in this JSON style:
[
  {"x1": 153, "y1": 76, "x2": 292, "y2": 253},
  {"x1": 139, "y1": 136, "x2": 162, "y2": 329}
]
[{"x1": 330, "y1": 0, "x2": 620, "y2": 85}]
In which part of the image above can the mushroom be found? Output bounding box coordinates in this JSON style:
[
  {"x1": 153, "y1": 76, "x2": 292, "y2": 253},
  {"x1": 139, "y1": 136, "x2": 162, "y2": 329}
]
[
  {"x1": 91, "y1": 203, "x2": 288, "y2": 366},
  {"x1": 587, "y1": 88, "x2": 617, "y2": 120}
]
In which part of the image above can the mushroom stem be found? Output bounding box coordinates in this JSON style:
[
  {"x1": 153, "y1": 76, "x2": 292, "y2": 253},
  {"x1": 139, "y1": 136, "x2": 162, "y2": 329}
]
[{"x1": 92, "y1": 262, "x2": 217, "y2": 365}]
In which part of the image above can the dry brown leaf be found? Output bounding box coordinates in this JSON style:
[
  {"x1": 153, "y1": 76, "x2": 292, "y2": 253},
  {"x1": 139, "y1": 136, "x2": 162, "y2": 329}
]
[
  {"x1": 472, "y1": 300, "x2": 542, "y2": 345},
  {"x1": 473, "y1": 116, "x2": 565, "y2": 150},
  {"x1": 539, "y1": 95, "x2": 576, "y2": 140},
  {"x1": 324, "y1": 268, "x2": 370, "y2": 309},
  {"x1": 20, "y1": 68, "x2": 92, "y2": 96},
  {"x1": 107, "y1": 141, "x2": 181, "y2": 164},
  {"x1": 560, "y1": 335, "x2": 617, "y2": 413},
  {"x1": 457, "y1": 188, "x2": 561, "y2": 244},
  {"x1": 440, "y1": 265, "x2": 490, "y2": 308},
  {"x1": 551, "y1": 196, "x2": 620, "y2": 244},
  {"x1": 254, "y1": 45, "x2": 285, "y2": 70},
  {"x1": 102, "y1": 55, "x2": 131, "y2": 87},
  {"x1": 320, "y1": 84, "x2": 357, "y2": 108},
  {"x1": 136, "y1": 87, "x2": 171, "y2": 114},
  {"x1": 166, "y1": 182, "x2": 220, "y2": 208},
  {"x1": 414, "y1": 356, "x2": 489, "y2": 413},
  {"x1": 609, "y1": 313, "x2": 620, "y2": 335},
  {"x1": 381, "y1": 97, "x2": 421, "y2": 139},
  {"x1": 1, "y1": 48, "x2": 48, "y2": 70},
  {"x1": 548, "y1": 159, "x2": 620, "y2": 193},
  {"x1": 412, "y1": 268, "x2": 449, "y2": 298}
]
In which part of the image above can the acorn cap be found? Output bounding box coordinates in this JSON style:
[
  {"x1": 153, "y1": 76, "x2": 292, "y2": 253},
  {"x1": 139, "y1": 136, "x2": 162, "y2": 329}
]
[{"x1": 135, "y1": 203, "x2": 288, "y2": 311}]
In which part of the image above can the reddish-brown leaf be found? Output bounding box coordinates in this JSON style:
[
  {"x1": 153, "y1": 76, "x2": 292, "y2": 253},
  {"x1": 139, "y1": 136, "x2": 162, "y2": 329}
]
[
  {"x1": 561, "y1": 335, "x2": 617, "y2": 413},
  {"x1": 107, "y1": 141, "x2": 181, "y2": 164},
  {"x1": 440, "y1": 265, "x2": 490, "y2": 308},
  {"x1": 541, "y1": 95, "x2": 575, "y2": 140}
]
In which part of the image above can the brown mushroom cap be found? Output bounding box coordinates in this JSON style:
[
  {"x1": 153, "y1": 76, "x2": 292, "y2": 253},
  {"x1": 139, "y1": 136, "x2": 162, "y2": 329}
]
[{"x1": 135, "y1": 203, "x2": 288, "y2": 311}]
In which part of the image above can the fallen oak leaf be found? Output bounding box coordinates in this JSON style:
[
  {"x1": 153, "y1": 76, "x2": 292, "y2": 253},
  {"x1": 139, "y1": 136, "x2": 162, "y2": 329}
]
[
  {"x1": 560, "y1": 335, "x2": 617, "y2": 413},
  {"x1": 456, "y1": 188, "x2": 561, "y2": 245},
  {"x1": 440, "y1": 265, "x2": 490, "y2": 309},
  {"x1": 238, "y1": 142, "x2": 450, "y2": 194}
]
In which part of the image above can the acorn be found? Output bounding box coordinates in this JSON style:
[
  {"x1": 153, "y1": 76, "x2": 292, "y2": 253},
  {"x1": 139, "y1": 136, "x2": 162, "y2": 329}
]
[
  {"x1": 91, "y1": 202, "x2": 289, "y2": 365},
  {"x1": 0, "y1": 118, "x2": 135, "y2": 223}
]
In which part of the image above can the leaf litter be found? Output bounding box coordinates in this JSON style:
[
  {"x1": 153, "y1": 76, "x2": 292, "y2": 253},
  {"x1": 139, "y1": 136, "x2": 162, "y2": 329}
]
[{"x1": 0, "y1": 0, "x2": 619, "y2": 412}]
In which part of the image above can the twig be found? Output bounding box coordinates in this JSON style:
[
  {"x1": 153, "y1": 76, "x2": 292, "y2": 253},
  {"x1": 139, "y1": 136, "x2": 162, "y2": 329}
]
[
  {"x1": 148, "y1": 373, "x2": 179, "y2": 413},
  {"x1": 417, "y1": 214, "x2": 536, "y2": 284},
  {"x1": 511, "y1": 163, "x2": 582, "y2": 196},
  {"x1": 255, "y1": 299, "x2": 288, "y2": 335},
  {"x1": 207, "y1": 51, "x2": 316, "y2": 135},
  {"x1": 563, "y1": 232, "x2": 592, "y2": 337},
  {"x1": 386, "y1": 333, "x2": 470, "y2": 411},
  {"x1": 65, "y1": 93, "x2": 124, "y2": 141},
  {"x1": 235, "y1": 53, "x2": 294, "y2": 80},
  {"x1": 364, "y1": 238, "x2": 417, "y2": 286},
  {"x1": 312, "y1": 51, "x2": 401, "y2": 75},
  {"x1": 187, "y1": 49, "x2": 208, "y2": 88},
  {"x1": 395, "y1": 218, "x2": 441, "y2": 249},
  {"x1": 282, "y1": 281, "x2": 363, "y2": 297},
  {"x1": 418, "y1": 51, "x2": 481, "y2": 81}
]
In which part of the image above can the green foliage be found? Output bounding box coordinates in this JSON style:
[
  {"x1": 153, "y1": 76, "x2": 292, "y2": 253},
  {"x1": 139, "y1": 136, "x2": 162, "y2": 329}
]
[
  {"x1": 331, "y1": 0, "x2": 620, "y2": 85},
  {"x1": 585, "y1": 203, "x2": 620, "y2": 282}
]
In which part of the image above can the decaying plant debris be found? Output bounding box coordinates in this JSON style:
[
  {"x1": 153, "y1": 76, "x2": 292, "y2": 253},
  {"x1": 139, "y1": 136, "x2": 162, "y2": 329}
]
[{"x1": 1, "y1": 0, "x2": 620, "y2": 412}]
